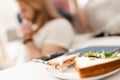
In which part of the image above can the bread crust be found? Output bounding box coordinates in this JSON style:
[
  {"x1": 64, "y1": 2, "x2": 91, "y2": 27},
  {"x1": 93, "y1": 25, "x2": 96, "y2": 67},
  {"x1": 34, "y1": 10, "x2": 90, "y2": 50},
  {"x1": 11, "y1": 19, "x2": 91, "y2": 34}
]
[
  {"x1": 75, "y1": 58, "x2": 120, "y2": 78},
  {"x1": 47, "y1": 53, "x2": 81, "y2": 71}
]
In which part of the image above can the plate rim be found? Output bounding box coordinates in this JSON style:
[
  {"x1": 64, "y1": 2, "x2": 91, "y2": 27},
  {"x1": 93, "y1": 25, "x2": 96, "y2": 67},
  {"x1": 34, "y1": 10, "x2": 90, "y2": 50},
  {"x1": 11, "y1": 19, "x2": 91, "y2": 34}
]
[{"x1": 46, "y1": 66, "x2": 120, "y2": 80}]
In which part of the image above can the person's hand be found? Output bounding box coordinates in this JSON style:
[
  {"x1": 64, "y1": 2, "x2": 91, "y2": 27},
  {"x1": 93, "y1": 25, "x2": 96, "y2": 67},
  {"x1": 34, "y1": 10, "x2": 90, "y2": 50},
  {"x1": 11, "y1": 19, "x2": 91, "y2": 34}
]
[
  {"x1": 18, "y1": 21, "x2": 33, "y2": 41},
  {"x1": 22, "y1": 21, "x2": 33, "y2": 40}
]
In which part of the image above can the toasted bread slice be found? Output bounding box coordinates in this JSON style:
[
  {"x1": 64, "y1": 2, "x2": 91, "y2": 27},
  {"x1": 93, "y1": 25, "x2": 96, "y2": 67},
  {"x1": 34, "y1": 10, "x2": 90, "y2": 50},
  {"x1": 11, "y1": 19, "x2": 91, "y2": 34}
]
[
  {"x1": 47, "y1": 53, "x2": 81, "y2": 71},
  {"x1": 75, "y1": 57, "x2": 120, "y2": 78}
]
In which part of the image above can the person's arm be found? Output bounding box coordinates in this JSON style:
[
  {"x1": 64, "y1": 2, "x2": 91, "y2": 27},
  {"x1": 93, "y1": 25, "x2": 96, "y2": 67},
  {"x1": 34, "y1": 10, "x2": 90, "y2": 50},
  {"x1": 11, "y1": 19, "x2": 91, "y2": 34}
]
[
  {"x1": 20, "y1": 19, "x2": 73, "y2": 61},
  {"x1": 73, "y1": 0, "x2": 92, "y2": 33},
  {"x1": 24, "y1": 41, "x2": 67, "y2": 61},
  {"x1": 18, "y1": 22, "x2": 66, "y2": 61}
]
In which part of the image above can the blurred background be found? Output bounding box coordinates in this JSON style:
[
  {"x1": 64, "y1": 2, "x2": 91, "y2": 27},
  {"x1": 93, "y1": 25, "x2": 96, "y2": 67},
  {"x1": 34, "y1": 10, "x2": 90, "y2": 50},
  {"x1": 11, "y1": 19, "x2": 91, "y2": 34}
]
[{"x1": 0, "y1": 0, "x2": 120, "y2": 70}]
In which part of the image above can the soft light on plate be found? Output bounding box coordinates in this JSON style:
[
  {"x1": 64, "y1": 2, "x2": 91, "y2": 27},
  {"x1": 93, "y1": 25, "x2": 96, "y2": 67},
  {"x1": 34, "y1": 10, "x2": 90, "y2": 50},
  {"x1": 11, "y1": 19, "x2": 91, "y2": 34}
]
[
  {"x1": 46, "y1": 67, "x2": 79, "y2": 80},
  {"x1": 46, "y1": 67, "x2": 120, "y2": 80}
]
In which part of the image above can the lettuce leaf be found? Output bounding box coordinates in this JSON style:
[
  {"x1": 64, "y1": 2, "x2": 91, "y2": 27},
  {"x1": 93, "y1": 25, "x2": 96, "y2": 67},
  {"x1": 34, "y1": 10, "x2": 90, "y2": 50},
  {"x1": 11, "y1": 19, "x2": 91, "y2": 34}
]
[{"x1": 84, "y1": 51, "x2": 118, "y2": 59}]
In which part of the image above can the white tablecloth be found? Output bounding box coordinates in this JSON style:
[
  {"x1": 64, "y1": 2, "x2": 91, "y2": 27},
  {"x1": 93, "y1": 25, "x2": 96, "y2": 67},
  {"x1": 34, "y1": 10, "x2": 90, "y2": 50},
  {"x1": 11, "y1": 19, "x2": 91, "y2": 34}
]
[
  {"x1": 72, "y1": 36, "x2": 120, "y2": 49},
  {"x1": 0, "y1": 62, "x2": 58, "y2": 80},
  {"x1": 0, "y1": 61, "x2": 120, "y2": 80}
]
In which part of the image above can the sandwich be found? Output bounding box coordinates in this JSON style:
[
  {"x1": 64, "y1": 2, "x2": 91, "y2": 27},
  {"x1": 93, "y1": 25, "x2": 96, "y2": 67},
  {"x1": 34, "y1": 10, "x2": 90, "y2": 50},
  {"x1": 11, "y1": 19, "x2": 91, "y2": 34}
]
[
  {"x1": 47, "y1": 53, "x2": 81, "y2": 71},
  {"x1": 75, "y1": 56, "x2": 120, "y2": 78}
]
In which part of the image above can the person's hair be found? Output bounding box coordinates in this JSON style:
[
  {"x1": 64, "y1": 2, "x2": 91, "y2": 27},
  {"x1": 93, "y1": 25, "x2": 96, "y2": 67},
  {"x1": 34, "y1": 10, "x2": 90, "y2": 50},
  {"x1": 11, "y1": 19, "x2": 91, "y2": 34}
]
[{"x1": 17, "y1": 0, "x2": 61, "y2": 33}]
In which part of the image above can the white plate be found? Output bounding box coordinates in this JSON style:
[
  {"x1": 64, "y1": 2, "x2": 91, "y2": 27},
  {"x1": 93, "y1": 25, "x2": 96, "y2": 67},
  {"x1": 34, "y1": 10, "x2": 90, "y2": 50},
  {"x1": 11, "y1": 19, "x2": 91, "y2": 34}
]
[{"x1": 46, "y1": 67, "x2": 120, "y2": 80}]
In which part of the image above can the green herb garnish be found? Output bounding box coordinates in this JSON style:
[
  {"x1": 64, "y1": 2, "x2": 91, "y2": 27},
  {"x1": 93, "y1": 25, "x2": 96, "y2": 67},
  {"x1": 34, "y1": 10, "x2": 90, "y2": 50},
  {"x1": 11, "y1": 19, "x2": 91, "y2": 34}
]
[{"x1": 84, "y1": 50, "x2": 119, "y2": 59}]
